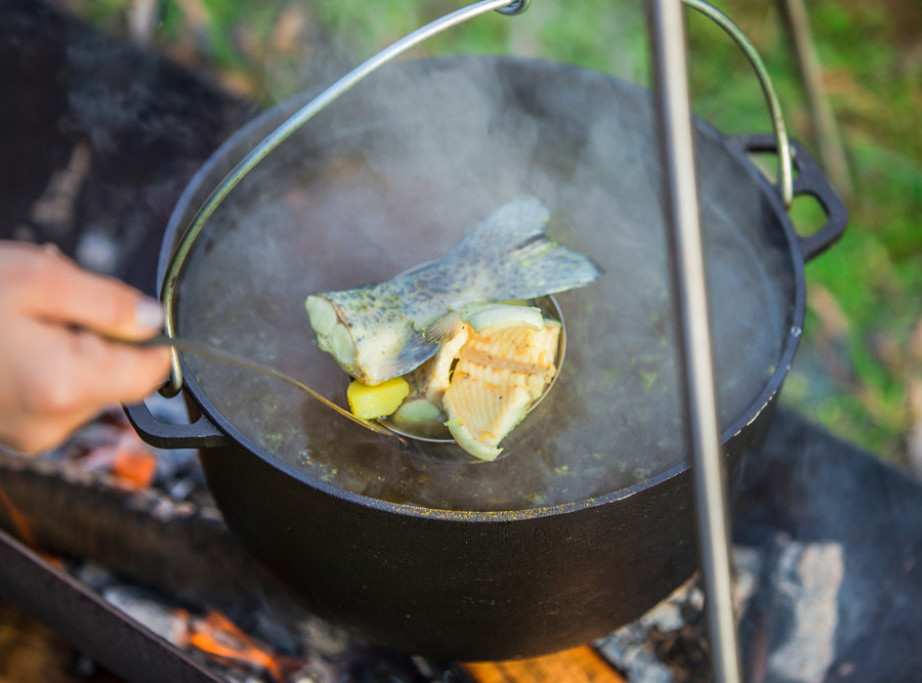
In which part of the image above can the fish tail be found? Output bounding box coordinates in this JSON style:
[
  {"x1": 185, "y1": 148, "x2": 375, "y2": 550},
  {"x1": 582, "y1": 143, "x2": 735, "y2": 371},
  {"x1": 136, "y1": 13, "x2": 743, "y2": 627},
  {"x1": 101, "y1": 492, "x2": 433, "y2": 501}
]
[
  {"x1": 447, "y1": 195, "x2": 552, "y2": 257},
  {"x1": 442, "y1": 195, "x2": 602, "y2": 302}
]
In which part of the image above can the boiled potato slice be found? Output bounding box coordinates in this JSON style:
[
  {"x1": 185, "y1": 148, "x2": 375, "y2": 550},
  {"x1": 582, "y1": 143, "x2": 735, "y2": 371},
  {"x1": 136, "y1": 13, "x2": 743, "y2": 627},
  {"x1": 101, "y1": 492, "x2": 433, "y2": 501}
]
[{"x1": 347, "y1": 377, "x2": 410, "y2": 419}]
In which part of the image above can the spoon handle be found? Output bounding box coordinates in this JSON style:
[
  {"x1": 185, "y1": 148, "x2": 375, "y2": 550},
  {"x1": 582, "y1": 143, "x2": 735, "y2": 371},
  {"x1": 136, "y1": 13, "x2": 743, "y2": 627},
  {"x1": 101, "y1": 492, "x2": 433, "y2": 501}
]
[{"x1": 111, "y1": 333, "x2": 395, "y2": 438}]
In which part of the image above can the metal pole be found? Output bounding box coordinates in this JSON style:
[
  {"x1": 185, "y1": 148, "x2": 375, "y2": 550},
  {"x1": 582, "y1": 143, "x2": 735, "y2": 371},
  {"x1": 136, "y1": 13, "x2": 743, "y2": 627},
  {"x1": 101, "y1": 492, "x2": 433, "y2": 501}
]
[{"x1": 647, "y1": 1, "x2": 743, "y2": 680}]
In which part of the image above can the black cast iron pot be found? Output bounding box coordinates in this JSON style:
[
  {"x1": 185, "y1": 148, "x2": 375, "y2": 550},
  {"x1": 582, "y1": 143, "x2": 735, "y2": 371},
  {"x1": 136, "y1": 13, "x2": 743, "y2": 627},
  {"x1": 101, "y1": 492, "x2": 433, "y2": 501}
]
[{"x1": 127, "y1": 56, "x2": 845, "y2": 661}]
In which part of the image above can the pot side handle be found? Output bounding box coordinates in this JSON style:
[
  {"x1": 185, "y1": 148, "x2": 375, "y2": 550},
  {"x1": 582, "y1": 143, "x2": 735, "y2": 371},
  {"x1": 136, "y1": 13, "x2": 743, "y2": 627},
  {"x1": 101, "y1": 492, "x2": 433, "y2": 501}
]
[
  {"x1": 123, "y1": 401, "x2": 230, "y2": 450},
  {"x1": 733, "y1": 133, "x2": 847, "y2": 262}
]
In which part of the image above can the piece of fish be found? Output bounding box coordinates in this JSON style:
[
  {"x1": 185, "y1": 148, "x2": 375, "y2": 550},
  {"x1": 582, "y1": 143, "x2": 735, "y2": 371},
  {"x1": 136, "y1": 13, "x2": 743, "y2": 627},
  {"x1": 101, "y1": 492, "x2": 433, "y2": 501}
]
[
  {"x1": 443, "y1": 317, "x2": 562, "y2": 461},
  {"x1": 305, "y1": 195, "x2": 600, "y2": 386}
]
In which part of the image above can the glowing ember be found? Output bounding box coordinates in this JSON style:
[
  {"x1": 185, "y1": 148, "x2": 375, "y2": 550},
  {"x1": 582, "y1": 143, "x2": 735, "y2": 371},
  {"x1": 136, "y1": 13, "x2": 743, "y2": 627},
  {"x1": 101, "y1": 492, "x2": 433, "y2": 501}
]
[
  {"x1": 109, "y1": 439, "x2": 158, "y2": 490},
  {"x1": 0, "y1": 480, "x2": 36, "y2": 548},
  {"x1": 462, "y1": 645, "x2": 626, "y2": 682},
  {"x1": 188, "y1": 610, "x2": 287, "y2": 682},
  {"x1": 72, "y1": 423, "x2": 158, "y2": 491}
]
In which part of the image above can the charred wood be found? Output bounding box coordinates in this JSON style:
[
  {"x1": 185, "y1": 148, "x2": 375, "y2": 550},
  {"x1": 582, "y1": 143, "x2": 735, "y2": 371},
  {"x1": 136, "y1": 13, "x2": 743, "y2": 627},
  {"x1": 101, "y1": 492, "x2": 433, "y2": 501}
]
[{"x1": 0, "y1": 453, "x2": 316, "y2": 638}]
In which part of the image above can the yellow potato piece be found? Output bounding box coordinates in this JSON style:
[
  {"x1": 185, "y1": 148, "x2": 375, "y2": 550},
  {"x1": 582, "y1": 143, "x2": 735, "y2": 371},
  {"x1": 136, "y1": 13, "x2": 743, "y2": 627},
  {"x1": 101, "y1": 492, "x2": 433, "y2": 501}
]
[{"x1": 347, "y1": 377, "x2": 410, "y2": 419}]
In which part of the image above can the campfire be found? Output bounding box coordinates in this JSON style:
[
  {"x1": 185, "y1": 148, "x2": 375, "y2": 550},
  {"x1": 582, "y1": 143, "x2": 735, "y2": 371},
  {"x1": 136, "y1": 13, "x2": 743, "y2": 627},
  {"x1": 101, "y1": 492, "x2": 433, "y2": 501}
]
[{"x1": 0, "y1": 409, "x2": 314, "y2": 682}]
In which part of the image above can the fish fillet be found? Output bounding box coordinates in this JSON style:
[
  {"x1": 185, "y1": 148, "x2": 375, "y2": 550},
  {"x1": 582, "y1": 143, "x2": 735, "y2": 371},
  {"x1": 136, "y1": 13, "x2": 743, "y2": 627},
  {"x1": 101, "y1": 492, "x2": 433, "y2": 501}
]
[{"x1": 443, "y1": 318, "x2": 561, "y2": 461}]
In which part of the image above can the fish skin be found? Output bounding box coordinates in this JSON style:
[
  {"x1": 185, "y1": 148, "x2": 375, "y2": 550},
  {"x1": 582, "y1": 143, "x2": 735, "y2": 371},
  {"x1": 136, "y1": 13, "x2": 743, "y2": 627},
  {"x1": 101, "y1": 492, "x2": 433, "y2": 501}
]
[{"x1": 306, "y1": 195, "x2": 601, "y2": 385}]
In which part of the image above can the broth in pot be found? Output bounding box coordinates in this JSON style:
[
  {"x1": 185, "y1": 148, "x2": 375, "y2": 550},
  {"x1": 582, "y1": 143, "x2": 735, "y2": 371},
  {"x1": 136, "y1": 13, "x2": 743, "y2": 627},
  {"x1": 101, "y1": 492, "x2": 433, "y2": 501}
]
[{"x1": 176, "y1": 58, "x2": 792, "y2": 512}]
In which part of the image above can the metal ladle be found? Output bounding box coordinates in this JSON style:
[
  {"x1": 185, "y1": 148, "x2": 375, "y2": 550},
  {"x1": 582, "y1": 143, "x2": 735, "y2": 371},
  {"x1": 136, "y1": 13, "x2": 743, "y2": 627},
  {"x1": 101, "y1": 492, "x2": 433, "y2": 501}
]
[
  {"x1": 117, "y1": 291, "x2": 566, "y2": 463},
  {"x1": 115, "y1": 334, "x2": 393, "y2": 438}
]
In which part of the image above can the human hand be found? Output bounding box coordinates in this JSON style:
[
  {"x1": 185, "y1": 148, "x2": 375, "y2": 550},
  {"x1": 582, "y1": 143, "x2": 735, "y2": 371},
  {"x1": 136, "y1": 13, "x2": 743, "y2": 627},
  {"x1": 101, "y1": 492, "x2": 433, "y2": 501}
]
[{"x1": 0, "y1": 241, "x2": 171, "y2": 454}]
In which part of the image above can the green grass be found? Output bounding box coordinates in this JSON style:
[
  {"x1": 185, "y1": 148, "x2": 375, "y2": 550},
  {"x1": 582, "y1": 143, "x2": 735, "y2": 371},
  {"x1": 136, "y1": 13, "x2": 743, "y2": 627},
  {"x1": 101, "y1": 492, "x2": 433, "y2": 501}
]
[{"x1": 67, "y1": 0, "x2": 922, "y2": 466}]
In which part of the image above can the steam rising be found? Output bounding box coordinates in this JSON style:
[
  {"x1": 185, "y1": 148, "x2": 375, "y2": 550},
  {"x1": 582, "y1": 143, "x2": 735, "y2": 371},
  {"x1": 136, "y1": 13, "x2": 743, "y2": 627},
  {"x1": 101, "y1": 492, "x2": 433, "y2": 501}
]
[{"x1": 177, "y1": 56, "x2": 794, "y2": 512}]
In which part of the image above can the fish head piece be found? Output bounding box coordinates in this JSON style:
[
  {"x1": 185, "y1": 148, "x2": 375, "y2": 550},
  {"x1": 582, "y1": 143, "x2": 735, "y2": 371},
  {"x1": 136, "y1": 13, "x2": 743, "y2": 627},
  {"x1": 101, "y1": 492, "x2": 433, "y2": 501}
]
[{"x1": 352, "y1": 322, "x2": 438, "y2": 386}]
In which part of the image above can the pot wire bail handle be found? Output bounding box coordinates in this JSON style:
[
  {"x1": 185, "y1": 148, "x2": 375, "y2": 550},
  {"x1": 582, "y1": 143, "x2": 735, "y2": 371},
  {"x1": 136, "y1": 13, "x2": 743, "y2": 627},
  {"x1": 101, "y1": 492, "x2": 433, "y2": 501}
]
[
  {"x1": 683, "y1": 0, "x2": 793, "y2": 209},
  {"x1": 157, "y1": 0, "x2": 791, "y2": 399},
  {"x1": 157, "y1": 0, "x2": 531, "y2": 398},
  {"x1": 496, "y1": 0, "x2": 530, "y2": 15}
]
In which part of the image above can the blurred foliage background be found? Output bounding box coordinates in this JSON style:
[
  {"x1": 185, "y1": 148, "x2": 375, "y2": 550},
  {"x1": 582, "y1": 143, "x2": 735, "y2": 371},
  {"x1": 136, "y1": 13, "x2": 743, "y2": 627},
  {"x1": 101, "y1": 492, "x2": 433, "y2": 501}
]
[{"x1": 62, "y1": 0, "x2": 922, "y2": 473}]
